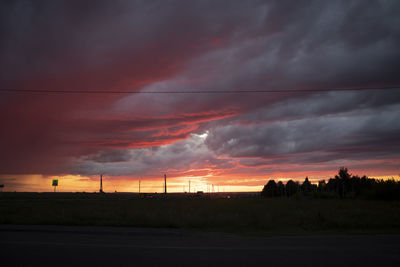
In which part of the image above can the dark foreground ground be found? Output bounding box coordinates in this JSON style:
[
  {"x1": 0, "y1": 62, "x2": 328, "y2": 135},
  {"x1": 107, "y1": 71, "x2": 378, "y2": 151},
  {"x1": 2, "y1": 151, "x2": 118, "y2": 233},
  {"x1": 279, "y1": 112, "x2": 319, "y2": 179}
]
[
  {"x1": 1, "y1": 225, "x2": 400, "y2": 267},
  {"x1": 1, "y1": 193, "x2": 400, "y2": 234}
]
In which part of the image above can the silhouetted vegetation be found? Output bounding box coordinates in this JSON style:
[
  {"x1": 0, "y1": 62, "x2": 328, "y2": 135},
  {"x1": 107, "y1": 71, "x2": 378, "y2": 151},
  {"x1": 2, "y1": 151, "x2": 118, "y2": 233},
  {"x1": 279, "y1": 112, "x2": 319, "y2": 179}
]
[
  {"x1": 261, "y1": 180, "x2": 278, "y2": 197},
  {"x1": 285, "y1": 180, "x2": 299, "y2": 197},
  {"x1": 262, "y1": 167, "x2": 400, "y2": 200}
]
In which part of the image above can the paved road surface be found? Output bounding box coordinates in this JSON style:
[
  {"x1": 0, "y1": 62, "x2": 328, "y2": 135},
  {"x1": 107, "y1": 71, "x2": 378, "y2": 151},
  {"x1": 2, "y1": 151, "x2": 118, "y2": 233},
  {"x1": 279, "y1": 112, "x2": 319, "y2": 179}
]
[{"x1": 1, "y1": 225, "x2": 400, "y2": 266}]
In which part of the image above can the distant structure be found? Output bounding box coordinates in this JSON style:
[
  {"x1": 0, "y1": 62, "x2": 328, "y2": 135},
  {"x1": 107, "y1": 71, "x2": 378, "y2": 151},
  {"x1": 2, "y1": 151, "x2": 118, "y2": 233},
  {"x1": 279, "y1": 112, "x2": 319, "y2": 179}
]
[
  {"x1": 52, "y1": 179, "x2": 58, "y2": 192},
  {"x1": 100, "y1": 174, "x2": 104, "y2": 193},
  {"x1": 164, "y1": 174, "x2": 167, "y2": 196}
]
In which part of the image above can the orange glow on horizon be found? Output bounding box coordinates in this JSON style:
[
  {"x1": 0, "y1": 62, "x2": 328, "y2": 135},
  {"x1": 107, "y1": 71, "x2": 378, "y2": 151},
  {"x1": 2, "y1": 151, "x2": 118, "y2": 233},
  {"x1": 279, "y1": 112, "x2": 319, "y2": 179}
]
[{"x1": 1, "y1": 171, "x2": 399, "y2": 193}]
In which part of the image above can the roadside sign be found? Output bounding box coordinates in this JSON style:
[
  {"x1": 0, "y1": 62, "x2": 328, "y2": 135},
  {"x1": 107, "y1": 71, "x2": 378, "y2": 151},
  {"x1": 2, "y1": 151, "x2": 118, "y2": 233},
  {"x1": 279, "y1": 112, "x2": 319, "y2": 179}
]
[{"x1": 52, "y1": 179, "x2": 58, "y2": 192}]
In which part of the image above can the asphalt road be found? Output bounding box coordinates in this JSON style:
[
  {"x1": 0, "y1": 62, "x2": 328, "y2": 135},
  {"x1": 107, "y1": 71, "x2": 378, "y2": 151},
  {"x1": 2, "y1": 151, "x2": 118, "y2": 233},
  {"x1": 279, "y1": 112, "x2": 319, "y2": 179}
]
[{"x1": 1, "y1": 225, "x2": 400, "y2": 267}]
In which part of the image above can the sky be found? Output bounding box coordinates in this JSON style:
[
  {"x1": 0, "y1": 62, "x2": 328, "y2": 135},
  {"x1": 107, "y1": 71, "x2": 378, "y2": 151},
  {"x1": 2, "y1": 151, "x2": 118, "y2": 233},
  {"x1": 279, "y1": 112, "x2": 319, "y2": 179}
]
[{"x1": 1, "y1": 0, "x2": 400, "y2": 192}]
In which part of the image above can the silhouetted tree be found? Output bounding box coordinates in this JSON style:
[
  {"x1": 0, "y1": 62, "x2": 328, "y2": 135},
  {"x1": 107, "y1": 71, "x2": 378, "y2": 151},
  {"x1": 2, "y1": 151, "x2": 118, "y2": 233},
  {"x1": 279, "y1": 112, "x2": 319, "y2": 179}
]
[
  {"x1": 301, "y1": 177, "x2": 313, "y2": 193},
  {"x1": 261, "y1": 180, "x2": 277, "y2": 197},
  {"x1": 337, "y1": 167, "x2": 351, "y2": 180},
  {"x1": 285, "y1": 180, "x2": 298, "y2": 197},
  {"x1": 260, "y1": 168, "x2": 400, "y2": 200},
  {"x1": 277, "y1": 181, "x2": 285, "y2": 197},
  {"x1": 318, "y1": 180, "x2": 326, "y2": 191},
  {"x1": 331, "y1": 167, "x2": 351, "y2": 197}
]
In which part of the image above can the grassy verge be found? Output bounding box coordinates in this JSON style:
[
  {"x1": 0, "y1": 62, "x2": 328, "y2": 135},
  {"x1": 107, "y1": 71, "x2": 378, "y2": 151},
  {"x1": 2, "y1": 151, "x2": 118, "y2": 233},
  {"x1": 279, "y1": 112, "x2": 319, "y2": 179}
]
[{"x1": 1, "y1": 193, "x2": 400, "y2": 235}]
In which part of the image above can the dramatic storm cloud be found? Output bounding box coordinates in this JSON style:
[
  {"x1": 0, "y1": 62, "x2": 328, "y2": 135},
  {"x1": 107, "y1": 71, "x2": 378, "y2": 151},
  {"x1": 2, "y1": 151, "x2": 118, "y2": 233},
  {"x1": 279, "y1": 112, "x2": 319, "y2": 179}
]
[{"x1": 1, "y1": 0, "x2": 400, "y2": 190}]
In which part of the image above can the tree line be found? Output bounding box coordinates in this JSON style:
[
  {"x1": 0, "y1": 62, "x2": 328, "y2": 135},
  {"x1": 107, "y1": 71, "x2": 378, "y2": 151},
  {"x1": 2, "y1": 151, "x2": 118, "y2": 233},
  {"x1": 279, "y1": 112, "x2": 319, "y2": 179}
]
[{"x1": 261, "y1": 167, "x2": 400, "y2": 200}]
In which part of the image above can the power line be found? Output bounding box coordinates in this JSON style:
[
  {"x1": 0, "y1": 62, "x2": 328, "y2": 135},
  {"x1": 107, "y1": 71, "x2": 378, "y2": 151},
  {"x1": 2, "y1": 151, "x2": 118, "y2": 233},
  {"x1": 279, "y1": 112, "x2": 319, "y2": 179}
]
[{"x1": 0, "y1": 86, "x2": 399, "y2": 94}]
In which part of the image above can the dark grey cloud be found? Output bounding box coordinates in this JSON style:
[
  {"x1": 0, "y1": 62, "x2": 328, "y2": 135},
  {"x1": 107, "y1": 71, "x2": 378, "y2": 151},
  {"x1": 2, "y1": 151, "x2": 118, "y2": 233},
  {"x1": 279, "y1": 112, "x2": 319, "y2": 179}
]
[
  {"x1": 205, "y1": 102, "x2": 400, "y2": 162},
  {"x1": 69, "y1": 133, "x2": 235, "y2": 176},
  {"x1": 1, "y1": 0, "x2": 400, "y2": 177},
  {"x1": 85, "y1": 149, "x2": 132, "y2": 163}
]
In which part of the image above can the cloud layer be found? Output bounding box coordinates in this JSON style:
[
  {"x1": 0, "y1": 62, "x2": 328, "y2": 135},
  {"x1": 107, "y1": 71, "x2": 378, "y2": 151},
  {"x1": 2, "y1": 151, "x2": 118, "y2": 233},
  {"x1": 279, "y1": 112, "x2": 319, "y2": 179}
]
[{"x1": 1, "y1": 0, "x2": 400, "y2": 184}]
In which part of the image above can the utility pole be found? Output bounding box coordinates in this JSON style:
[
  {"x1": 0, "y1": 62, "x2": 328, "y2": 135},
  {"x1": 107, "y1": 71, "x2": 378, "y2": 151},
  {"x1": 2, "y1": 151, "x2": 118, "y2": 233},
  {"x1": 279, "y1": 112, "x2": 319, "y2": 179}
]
[
  {"x1": 139, "y1": 180, "x2": 141, "y2": 195},
  {"x1": 100, "y1": 174, "x2": 104, "y2": 193},
  {"x1": 164, "y1": 174, "x2": 167, "y2": 197}
]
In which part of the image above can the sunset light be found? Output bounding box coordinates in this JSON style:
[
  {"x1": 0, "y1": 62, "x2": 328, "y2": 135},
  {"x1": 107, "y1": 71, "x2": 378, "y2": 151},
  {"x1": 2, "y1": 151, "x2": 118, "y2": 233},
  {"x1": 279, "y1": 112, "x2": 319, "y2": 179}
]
[{"x1": 1, "y1": 1, "x2": 400, "y2": 265}]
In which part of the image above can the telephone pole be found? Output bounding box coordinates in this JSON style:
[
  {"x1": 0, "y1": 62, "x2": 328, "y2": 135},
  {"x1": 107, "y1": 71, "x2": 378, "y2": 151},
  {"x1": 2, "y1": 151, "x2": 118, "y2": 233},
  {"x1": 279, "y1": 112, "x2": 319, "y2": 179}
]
[
  {"x1": 100, "y1": 174, "x2": 104, "y2": 193},
  {"x1": 164, "y1": 174, "x2": 167, "y2": 197}
]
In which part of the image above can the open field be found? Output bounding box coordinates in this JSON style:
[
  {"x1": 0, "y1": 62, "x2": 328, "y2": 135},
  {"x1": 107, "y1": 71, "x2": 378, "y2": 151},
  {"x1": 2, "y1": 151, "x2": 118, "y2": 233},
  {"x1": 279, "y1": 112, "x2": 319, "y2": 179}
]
[{"x1": 1, "y1": 192, "x2": 400, "y2": 235}]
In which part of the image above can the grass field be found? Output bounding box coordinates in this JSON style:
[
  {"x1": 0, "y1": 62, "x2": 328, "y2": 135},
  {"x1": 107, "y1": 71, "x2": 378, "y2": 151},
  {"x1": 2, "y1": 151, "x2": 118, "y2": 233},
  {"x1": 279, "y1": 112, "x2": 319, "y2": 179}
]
[{"x1": 1, "y1": 192, "x2": 400, "y2": 235}]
